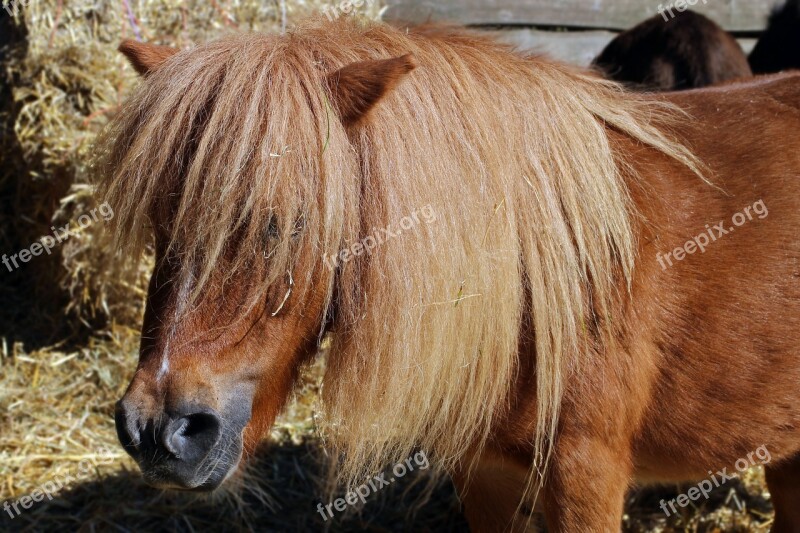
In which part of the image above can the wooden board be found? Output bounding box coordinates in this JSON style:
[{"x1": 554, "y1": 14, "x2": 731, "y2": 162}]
[
  {"x1": 383, "y1": 0, "x2": 780, "y2": 32},
  {"x1": 494, "y1": 29, "x2": 757, "y2": 66},
  {"x1": 494, "y1": 29, "x2": 617, "y2": 66}
]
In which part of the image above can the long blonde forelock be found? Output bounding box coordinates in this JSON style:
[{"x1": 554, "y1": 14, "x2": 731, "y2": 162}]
[{"x1": 97, "y1": 31, "x2": 360, "y2": 318}]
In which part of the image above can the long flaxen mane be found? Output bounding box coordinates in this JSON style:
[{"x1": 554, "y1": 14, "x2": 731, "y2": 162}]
[{"x1": 96, "y1": 17, "x2": 700, "y2": 496}]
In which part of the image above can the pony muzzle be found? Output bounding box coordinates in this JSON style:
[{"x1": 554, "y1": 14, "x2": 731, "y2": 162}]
[{"x1": 115, "y1": 397, "x2": 248, "y2": 491}]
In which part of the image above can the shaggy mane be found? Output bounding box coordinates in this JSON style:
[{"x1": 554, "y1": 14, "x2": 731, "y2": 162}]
[{"x1": 96, "y1": 17, "x2": 701, "y2": 502}]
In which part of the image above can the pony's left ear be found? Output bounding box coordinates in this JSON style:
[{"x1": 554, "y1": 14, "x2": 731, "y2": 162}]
[
  {"x1": 119, "y1": 39, "x2": 180, "y2": 76},
  {"x1": 325, "y1": 54, "x2": 417, "y2": 126}
]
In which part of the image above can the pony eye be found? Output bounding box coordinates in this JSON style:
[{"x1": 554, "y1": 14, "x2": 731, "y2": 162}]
[
  {"x1": 262, "y1": 217, "x2": 280, "y2": 260},
  {"x1": 265, "y1": 217, "x2": 279, "y2": 240},
  {"x1": 261, "y1": 216, "x2": 303, "y2": 251},
  {"x1": 292, "y1": 217, "x2": 305, "y2": 238}
]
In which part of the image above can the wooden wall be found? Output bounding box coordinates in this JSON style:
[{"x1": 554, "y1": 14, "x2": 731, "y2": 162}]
[
  {"x1": 383, "y1": 0, "x2": 779, "y2": 31},
  {"x1": 382, "y1": 0, "x2": 773, "y2": 66}
]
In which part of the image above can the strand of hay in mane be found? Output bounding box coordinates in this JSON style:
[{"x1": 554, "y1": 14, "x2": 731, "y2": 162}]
[{"x1": 95, "y1": 16, "x2": 702, "y2": 509}]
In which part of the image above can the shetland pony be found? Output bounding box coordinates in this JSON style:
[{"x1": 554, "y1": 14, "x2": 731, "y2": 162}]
[
  {"x1": 750, "y1": 0, "x2": 800, "y2": 74},
  {"x1": 99, "y1": 18, "x2": 800, "y2": 532},
  {"x1": 593, "y1": 11, "x2": 752, "y2": 90}
]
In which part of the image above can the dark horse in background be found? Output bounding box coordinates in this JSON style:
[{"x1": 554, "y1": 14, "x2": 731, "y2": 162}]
[
  {"x1": 593, "y1": 10, "x2": 752, "y2": 90},
  {"x1": 750, "y1": 0, "x2": 800, "y2": 74}
]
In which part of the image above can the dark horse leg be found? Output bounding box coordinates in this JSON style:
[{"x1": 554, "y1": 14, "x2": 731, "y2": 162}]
[{"x1": 766, "y1": 454, "x2": 800, "y2": 533}]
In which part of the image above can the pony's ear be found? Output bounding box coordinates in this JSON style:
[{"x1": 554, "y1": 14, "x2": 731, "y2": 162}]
[
  {"x1": 119, "y1": 39, "x2": 179, "y2": 76},
  {"x1": 326, "y1": 54, "x2": 417, "y2": 126}
]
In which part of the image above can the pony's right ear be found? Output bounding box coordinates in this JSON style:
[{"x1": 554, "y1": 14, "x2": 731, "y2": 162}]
[
  {"x1": 119, "y1": 39, "x2": 179, "y2": 76},
  {"x1": 325, "y1": 54, "x2": 417, "y2": 126}
]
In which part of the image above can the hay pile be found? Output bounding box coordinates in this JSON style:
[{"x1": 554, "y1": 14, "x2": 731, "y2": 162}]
[{"x1": 0, "y1": 0, "x2": 775, "y2": 530}]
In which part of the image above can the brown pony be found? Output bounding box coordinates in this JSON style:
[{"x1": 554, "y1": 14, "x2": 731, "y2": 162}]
[
  {"x1": 99, "y1": 17, "x2": 800, "y2": 532},
  {"x1": 593, "y1": 10, "x2": 752, "y2": 90}
]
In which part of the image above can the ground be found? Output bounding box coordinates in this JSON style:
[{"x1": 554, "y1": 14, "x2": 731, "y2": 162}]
[{"x1": 0, "y1": 333, "x2": 776, "y2": 532}]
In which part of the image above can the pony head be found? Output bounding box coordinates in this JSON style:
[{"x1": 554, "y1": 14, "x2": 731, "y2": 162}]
[{"x1": 103, "y1": 32, "x2": 415, "y2": 490}]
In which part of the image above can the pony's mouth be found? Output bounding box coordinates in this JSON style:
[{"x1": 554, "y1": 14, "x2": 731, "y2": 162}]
[{"x1": 137, "y1": 434, "x2": 244, "y2": 491}]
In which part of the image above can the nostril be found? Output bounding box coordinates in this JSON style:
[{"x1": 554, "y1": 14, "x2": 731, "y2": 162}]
[
  {"x1": 166, "y1": 417, "x2": 189, "y2": 455},
  {"x1": 184, "y1": 412, "x2": 222, "y2": 440},
  {"x1": 114, "y1": 400, "x2": 142, "y2": 452},
  {"x1": 164, "y1": 416, "x2": 192, "y2": 457},
  {"x1": 162, "y1": 411, "x2": 222, "y2": 461}
]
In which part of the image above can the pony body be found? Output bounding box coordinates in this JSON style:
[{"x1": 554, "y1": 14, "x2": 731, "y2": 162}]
[{"x1": 101, "y1": 18, "x2": 800, "y2": 531}]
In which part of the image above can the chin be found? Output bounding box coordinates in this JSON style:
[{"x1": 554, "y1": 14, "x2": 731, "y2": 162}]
[{"x1": 140, "y1": 438, "x2": 244, "y2": 492}]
